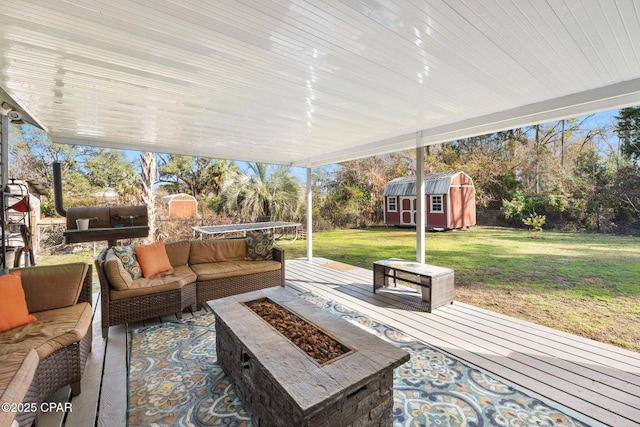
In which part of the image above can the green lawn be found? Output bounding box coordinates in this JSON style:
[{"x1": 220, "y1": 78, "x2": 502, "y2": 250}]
[
  {"x1": 37, "y1": 249, "x2": 101, "y2": 293},
  {"x1": 281, "y1": 226, "x2": 640, "y2": 351},
  {"x1": 36, "y1": 226, "x2": 640, "y2": 351}
]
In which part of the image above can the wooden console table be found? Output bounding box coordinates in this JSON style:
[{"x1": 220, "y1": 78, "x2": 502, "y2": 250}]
[{"x1": 373, "y1": 258, "x2": 454, "y2": 312}]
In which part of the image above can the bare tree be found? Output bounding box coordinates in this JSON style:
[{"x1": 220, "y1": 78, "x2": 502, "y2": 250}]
[{"x1": 140, "y1": 152, "x2": 157, "y2": 242}]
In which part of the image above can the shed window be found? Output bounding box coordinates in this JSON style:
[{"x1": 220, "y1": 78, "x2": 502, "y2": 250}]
[
  {"x1": 388, "y1": 197, "x2": 397, "y2": 212},
  {"x1": 430, "y1": 195, "x2": 443, "y2": 213}
]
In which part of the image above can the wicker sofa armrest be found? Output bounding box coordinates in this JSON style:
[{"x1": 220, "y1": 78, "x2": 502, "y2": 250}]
[
  {"x1": 95, "y1": 248, "x2": 112, "y2": 337},
  {"x1": 272, "y1": 247, "x2": 284, "y2": 262},
  {"x1": 273, "y1": 247, "x2": 285, "y2": 286}
]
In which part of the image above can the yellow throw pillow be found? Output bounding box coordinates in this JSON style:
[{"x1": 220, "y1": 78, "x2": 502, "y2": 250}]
[
  {"x1": 134, "y1": 241, "x2": 173, "y2": 278},
  {"x1": 0, "y1": 271, "x2": 37, "y2": 332}
]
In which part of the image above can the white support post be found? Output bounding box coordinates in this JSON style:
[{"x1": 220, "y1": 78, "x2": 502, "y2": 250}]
[
  {"x1": 306, "y1": 167, "x2": 313, "y2": 261},
  {"x1": 416, "y1": 135, "x2": 425, "y2": 264},
  {"x1": 0, "y1": 115, "x2": 8, "y2": 274},
  {"x1": 0, "y1": 114, "x2": 7, "y2": 190}
]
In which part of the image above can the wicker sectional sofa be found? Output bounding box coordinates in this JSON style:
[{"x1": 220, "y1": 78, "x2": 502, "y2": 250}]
[
  {"x1": 0, "y1": 263, "x2": 93, "y2": 427},
  {"x1": 96, "y1": 238, "x2": 285, "y2": 338}
]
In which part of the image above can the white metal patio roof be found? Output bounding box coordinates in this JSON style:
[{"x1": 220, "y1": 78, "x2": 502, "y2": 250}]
[{"x1": 1, "y1": 0, "x2": 640, "y2": 167}]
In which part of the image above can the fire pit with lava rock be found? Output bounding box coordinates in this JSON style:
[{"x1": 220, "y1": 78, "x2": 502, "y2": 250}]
[
  {"x1": 210, "y1": 287, "x2": 410, "y2": 427},
  {"x1": 246, "y1": 299, "x2": 349, "y2": 365}
]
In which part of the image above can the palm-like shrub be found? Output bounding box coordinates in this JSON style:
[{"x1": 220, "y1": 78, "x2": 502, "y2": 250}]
[{"x1": 219, "y1": 163, "x2": 303, "y2": 222}]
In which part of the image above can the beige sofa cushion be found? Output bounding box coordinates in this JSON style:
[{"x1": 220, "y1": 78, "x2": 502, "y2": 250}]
[
  {"x1": 19, "y1": 263, "x2": 89, "y2": 313},
  {"x1": 189, "y1": 239, "x2": 246, "y2": 264},
  {"x1": 0, "y1": 302, "x2": 92, "y2": 359},
  {"x1": 190, "y1": 260, "x2": 281, "y2": 281},
  {"x1": 165, "y1": 240, "x2": 191, "y2": 267},
  {"x1": 109, "y1": 265, "x2": 196, "y2": 300},
  {"x1": 0, "y1": 349, "x2": 38, "y2": 427}
]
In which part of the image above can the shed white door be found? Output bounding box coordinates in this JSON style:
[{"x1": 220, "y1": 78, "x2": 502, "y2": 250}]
[{"x1": 400, "y1": 197, "x2": 416, "y2": 225}]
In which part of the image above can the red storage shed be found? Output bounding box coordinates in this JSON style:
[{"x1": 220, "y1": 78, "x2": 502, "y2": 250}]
[{"x1": 383, "y1": 171, "x2": 476, "y2": 230}]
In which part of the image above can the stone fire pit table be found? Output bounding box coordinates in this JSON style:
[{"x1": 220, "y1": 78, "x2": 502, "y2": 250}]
[{"x1": 208, "y1": 287, "x2": 410, "y2": 427}]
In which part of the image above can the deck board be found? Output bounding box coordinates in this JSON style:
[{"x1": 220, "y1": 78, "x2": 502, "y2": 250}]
[
  {"x1": 451, "y1": 301, "x2": 640, "y2": 369},
  {"x1": 64, "y1": 293, "x2": 105, "y2": 427},
  {"x1": 285, "y1": 258, "x2": 640, "y2": 427},
  {"x1": 45, "y1": 258, "x2": 639, "y2": 427},
  {"x1": 98, "y1": 324, "x2": 127, "y2": 427},
  {"x1": 438, "y1": 301, "x2": 640, "y2": 389}
]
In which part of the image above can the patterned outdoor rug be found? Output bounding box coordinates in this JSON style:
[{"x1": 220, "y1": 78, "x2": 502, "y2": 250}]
[{"x1": 128, "y1": 292, "x2": 591, "y2": 427}]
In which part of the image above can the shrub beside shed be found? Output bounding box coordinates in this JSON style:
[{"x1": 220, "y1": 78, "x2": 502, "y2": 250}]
[
  {"x1": 162, "y1": 193, "x2": 197, "y2": 219},
  {"x1": 383, "y1": 171, "x2": 476, "y2": 230}
]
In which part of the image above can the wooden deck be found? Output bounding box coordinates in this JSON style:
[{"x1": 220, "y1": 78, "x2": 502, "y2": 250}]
[{"x1": 39, "y1": 258, "x2": 640, "y2": 427}]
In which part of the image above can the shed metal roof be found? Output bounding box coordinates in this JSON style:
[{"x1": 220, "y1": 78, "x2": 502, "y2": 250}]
[
  {"x1": 1, "y1": 1, "x2": 640, "y2": 167},
  {"x1": 162, "y1": 193, "x2": 197, "y2": 203},
  {"x1": 383, "y1": 171, "x2": 470, "y2": 196}
]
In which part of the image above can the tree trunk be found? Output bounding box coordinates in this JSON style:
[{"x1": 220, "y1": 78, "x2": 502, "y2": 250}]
[{"x1": 140, "y1": 152, "x2": 157, "y2": 243}]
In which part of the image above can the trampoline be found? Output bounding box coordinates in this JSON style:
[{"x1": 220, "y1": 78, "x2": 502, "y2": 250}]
[{"x1": 192, "y1": 221, "x2": 302, "y2": 241}]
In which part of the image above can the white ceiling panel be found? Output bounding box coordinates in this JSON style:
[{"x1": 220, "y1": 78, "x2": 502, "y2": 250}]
[{"x1": 1, "y1": 0, "x2": 640, "y2": 167}]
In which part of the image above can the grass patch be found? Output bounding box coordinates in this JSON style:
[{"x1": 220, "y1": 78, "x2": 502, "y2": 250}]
[
  {"x1": 281, "y1": 226, "x2": 640, "y2": 351},
  {"x1": 37, "y1": 249, "x2": 101, "y2": 293}
]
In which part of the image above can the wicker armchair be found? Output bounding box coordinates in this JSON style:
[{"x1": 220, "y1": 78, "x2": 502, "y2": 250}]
[
  {"x1": 16, "y1": 263, "x2": 93, "y2": 401},
  {"x1": 0, "y1": 262, "x2": 93, "y2": 427}
]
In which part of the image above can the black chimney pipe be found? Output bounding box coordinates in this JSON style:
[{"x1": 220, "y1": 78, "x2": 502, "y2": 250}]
[{"x1": 52, "y1": 162, "x2": 66, "y2": 217}]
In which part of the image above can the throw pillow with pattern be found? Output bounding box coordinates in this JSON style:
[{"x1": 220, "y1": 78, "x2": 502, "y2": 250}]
[
  {"x1": 112, "y1": 245, "x2": 143, "y2": 280},
  {"x1": 245, "y1": 230, "x2": 274, "y2": 260}
]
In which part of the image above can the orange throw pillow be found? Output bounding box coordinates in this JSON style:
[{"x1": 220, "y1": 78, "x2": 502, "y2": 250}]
[
  {"x1": 134, "y1": 241, "x2": 173, "y2": 278},
  {"x1": 0, "y1": 271, "x2": 37, "y2": 332}
]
